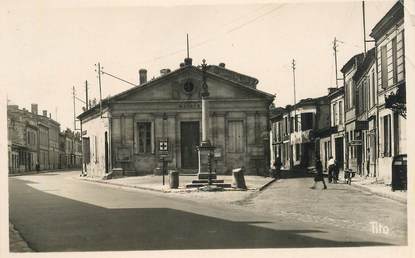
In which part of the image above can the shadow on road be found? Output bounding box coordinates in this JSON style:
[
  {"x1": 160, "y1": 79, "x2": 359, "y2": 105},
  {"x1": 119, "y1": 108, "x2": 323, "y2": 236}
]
[{"x1": 9, "y1": 177, "x2": 393, "y2": 252}]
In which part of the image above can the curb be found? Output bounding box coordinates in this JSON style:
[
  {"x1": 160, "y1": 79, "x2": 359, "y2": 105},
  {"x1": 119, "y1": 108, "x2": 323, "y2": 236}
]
[
  {"x1": 258, "y1": 178, "x2": 277, "y2": 191},
  {"x1": 79, "y1": 177, "x2": 165, "y2": 193},
  {"x1": 9, "y1": 169, "x2": 81, "y2": 177},
  {"x1": 79, "y1": 177, "x2": 275, "y2": 193},
  {"x1": 349, "y1": 183, "x2": 406, "y2": 204}
]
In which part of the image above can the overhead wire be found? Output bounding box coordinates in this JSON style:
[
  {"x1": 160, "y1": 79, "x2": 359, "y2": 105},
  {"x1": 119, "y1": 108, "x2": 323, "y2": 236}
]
[{"x1": 137, "y1": 3, "x2": 286, "y2": 65}]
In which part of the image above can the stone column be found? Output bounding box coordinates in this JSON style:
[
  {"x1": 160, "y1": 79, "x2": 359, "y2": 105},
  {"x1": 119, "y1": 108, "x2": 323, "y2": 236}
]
[
  {"x1": 197, "y1": 59, "x2": 216, "y2": 179},
  {"x1": 201, "y1": 97, "x2": 208, "y2": 143}
]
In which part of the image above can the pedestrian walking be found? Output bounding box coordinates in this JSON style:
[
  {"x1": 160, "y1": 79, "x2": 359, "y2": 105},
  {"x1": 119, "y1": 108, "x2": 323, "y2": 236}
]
[
  {"x1": 310, "y1": 156, "x2": 327, "y2": 190},
  {"x1": 327, "y1": 156, "x2": 335, "y2": 183}
]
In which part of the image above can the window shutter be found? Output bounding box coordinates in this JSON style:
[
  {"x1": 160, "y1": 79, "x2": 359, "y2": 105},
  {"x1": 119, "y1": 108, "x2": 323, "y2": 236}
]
[{"x1": 151, "y1": 121, "x2": 155, "y2": 154}]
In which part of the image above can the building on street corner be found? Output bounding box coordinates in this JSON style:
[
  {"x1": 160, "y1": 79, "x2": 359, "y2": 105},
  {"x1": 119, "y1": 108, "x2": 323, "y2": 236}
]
[
  {"x1": 78, "y1": 58, "x2": 274, "y2": 178},
  {"x1": 370, "y1": 1, "x2": 406, "y2": 184}
]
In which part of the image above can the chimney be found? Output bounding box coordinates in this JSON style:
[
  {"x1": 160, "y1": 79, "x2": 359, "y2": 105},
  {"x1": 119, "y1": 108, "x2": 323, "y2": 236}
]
[
  {"x1": 139, "y1": 69, "x2": 147, "y2": 85},
  {"x1": 49, "y1": 113, "x2": 52, "y2": 119},
  {"x1": 160, "y1": 68, "x2": 171, "y2": 76},
  {"x1": 43, "y1": 110, "x2": 47, "y2": 117},
  {"x1": 219, "y1": 62, "x2": 226, "y2": 68},
  {"x1": 31, "y1": 104, "x2": 38, "y2": 115},
  {"x1": 184, "y1": 57, "x2": 192, "y2": 66}
]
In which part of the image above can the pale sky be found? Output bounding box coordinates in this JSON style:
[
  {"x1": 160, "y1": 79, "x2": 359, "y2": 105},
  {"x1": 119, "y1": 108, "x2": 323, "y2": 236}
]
[{"x1": 1, "y1": 0, "x2": 396, "y2": 131}]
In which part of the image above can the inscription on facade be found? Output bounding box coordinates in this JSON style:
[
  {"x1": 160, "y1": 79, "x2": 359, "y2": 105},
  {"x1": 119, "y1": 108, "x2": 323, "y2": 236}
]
[{"x1": 178, "y1": 103, "x2": 201, "y2": 109}]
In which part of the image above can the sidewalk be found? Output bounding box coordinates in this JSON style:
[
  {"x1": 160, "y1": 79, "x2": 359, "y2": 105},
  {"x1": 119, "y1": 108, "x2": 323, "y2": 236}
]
[
  {"x1": 9, "y1": 168, "x2": 81, "y2": 177},
  {"x1": 80, "y1": 174, "x2": 275, "y2": 193},
  {"x1": 348, "y1": 175, "x2": 407, "y2": 204},
  {"x1": 79, "y1": 174, "x2": 276, "y2": 205}
]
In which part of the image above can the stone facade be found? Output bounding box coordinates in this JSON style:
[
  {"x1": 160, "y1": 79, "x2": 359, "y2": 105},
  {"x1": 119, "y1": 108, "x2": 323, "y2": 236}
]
[
  {"x1": 79, "y1": 61, "x2": 274, "y2": 178},
  {"x1": 328, "y1": 87, "x2": 346, "y2": 173},
  {"x1": 370, "y1": 2, "x2": 406, "y2": 183},
  {"x1": 270, "y1": 95, "x2": 330, "y2": 170},
  {"x1": 7, "y1": 104, "x2": 81, "y2": 173}
]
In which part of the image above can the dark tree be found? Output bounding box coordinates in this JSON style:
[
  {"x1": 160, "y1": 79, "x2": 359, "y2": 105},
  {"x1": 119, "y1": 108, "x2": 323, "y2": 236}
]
[{"x1": 385, "y1": 84, "x2": 406, "y2": 119}]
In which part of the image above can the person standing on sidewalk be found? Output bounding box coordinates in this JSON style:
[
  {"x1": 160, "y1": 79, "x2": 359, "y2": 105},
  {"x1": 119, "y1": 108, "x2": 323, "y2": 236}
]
[
  {"x1": 311, "y1": 156, "x2": 327, "y2": 190},
  {"x1": 327, "y1": 156, "x2": 335, "y2": 183}
]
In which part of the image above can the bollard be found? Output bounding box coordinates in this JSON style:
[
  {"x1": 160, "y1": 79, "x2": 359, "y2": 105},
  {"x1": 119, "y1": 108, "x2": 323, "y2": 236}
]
[
  {"x1": 169, "y1": 170, "x2": 179, "y2": 189},
  {"x1": 232, "y1": 167, "x2": 247, "y2": 189}
]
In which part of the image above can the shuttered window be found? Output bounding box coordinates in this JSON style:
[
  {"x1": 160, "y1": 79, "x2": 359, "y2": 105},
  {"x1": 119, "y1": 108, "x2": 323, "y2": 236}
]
[
  {"x1": 392, "y1": 36, "x2": 398, "y2": 84},
  {"x1": 380, "y1": 45, "x2": 388, "y2": 89},
  {"x1": 137, "y1": 122, "x2": 153, "y2": 154},
  {"x1": 371, "y1": 70, "x2": 376, "y2": 107},
  {"x1": 83, "y1": 137, "x2": 90, "y2": 164},
  {"x1": 383, "y1": 115, "x2": 392, "y2": 157},
  {"x1": 228, "y1": 120, "x2": 244, "y2": 153}
]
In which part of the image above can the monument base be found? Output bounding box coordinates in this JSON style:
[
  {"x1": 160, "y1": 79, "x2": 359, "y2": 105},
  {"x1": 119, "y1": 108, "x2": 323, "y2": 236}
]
[{"x1": 197, "y1": 140, "x2": 216, "y2": 180}]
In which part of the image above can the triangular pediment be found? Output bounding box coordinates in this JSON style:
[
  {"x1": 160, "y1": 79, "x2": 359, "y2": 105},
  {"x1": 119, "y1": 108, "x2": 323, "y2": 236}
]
[{"x1": 114, "y1": 66, "x2": 273, "y2": 102}]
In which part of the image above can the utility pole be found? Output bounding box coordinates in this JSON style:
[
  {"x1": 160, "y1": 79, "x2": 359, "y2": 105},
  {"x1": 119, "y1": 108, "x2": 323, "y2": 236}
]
[
  {"x1": 186, "y1": 33, "x2": 190, "y2": 59},
  {"x1": 95, "y1": 62, "x2": 103, "y2": 117},
  {"x1": 72, "y1": 86, "x2": 76, "y2": 130},
  {"x1": 362, "y1": 1, "x2": 375, "y2": 54},
  {"x1": 292, "y1": 59, "x2": 296, "y2": 106},
  {"x1": 85, "y1": 80, "x2": 89, "y2": 110},
  {"x1": 333, "y1": 37, "x2": 339, "y2": 88},
  {"x1": 291, "y1": 59, "x2": 296, "y2": 169},
  {"x1": 362, "y1": 1, "x2": 367, "y2": 55},
  {"x1": 333, "y1": 37, "x2": 345, "y2": 88}
]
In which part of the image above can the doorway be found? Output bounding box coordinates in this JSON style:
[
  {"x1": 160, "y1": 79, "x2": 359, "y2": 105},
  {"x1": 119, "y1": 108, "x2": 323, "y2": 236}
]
[
  {"x1": 105, "y1": 132, "x2": 109, "y2": 174},
  {"x1": 335, "y1": 137, "x2": 344, "y2": 170},
  {"x1": 180, "y1": 121, "x2": 200, "y2": 169}
]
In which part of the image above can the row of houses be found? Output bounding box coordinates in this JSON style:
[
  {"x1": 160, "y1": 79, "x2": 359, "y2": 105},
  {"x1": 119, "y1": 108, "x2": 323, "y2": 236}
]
[
  {"x1": 7, "y1": 104, "x2": 82, "y2": 174},
  {"x1": 270, "y1": 1, "x2": 406, "y2": 184}
]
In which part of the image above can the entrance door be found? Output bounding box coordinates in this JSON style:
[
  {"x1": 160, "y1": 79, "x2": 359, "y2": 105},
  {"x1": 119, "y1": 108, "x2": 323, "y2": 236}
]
[
  {"x1": 105, "y1": 132, "x2": 109, "y2": 174},
  {"x1": 180, "y1": 121, "x2": 200, "y2": 169},
  {"x1": 335, "y1": 137, "x2": 344, "y2": 170},
  {"x1": 369, "y1": 132, "x2": 376, "y2": 177}
]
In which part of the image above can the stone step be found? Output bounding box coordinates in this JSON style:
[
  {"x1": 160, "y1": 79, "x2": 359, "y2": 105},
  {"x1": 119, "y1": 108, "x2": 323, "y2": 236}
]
[
  {"x1": 192, "y1": 179, "x2": 224, "y2": 184},
  {"x1": 198, "y1": 173, "x2": 217, "y2": 180},
  {"x1": 185, "y1": 183, "x2": 232, "y2": 188},
  {"x1": 179, "y1": 169, "x2": 198, "y2": 175}
]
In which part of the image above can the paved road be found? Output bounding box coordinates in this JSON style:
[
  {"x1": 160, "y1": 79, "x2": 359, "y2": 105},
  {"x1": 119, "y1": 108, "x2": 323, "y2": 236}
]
[
  {"x1": 9, "y1": 171, "x2": 405, "y2": 252},
  {"x1": 232, "y1": 176, "x2": 407, "y2": 243}
]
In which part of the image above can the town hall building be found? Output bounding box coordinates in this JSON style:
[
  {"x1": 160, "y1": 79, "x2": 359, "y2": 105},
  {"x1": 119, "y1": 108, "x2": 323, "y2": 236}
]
[{"x1": 78, "y1": 58, "x2": 274, "y2": 178}]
